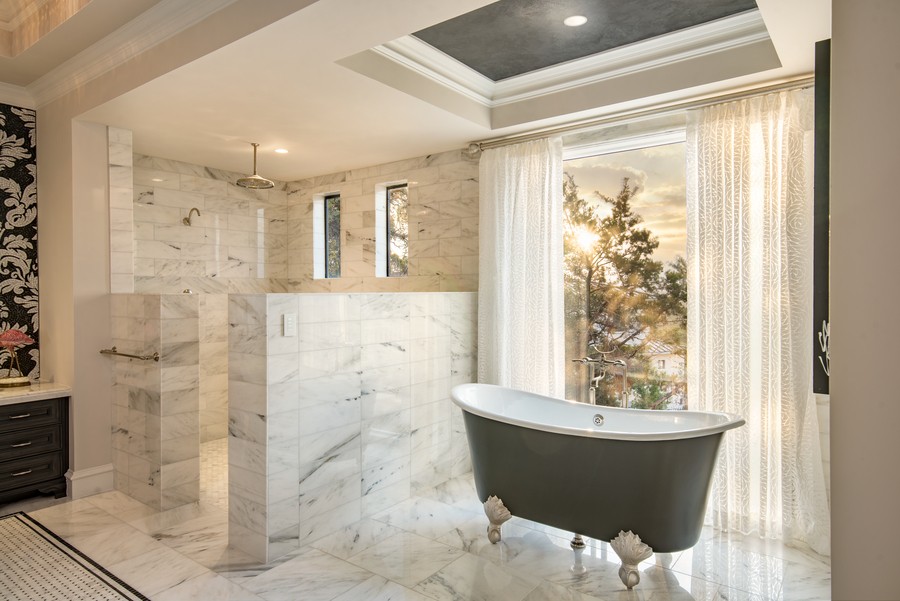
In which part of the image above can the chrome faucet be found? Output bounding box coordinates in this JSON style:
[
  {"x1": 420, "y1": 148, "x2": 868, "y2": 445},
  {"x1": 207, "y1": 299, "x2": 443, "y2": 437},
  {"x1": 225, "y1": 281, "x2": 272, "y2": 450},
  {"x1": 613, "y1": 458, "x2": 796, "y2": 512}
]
[
  {"x1": 571, "y1": 352, "x2": 629, "y2": 406},
  {"x1": 571, "y1": 356, "x2": 604, "y2": 405}
]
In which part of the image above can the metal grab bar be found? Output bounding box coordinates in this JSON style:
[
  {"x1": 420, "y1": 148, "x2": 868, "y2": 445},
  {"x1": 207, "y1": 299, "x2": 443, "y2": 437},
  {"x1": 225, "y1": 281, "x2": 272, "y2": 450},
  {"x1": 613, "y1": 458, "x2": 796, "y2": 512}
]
[{"x1": 99, "y1": 346, "x2": 160, "y2": 362}]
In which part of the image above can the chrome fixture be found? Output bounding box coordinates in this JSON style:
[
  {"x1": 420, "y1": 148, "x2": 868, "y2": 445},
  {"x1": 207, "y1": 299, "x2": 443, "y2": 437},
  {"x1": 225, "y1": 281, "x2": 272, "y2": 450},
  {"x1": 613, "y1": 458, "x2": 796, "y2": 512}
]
[
  {"x1": 571, "y1": 349, "x2": 628, "y2": 406},
  {"x1": 182, "y1": 207, "x2": 201, "y2": 226},
  {"x1": 236, "y1": 142, "x2": 274, "y2": 189}
]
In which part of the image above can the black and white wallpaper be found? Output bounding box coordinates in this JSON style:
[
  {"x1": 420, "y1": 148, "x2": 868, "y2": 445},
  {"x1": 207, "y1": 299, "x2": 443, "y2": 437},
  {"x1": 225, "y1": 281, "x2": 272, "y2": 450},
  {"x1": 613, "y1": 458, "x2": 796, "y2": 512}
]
[{"x1": 0, "y1": 103, "x2": 38, "y2": 379}]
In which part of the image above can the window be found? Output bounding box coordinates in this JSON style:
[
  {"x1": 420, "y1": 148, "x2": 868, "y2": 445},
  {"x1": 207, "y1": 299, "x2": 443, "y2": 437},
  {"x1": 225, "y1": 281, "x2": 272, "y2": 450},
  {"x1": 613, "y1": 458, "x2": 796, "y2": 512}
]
[
  {"x1": 563, "y1": 135, "x2": 687, "y2": 410},
  {"x1": 324, "y1": 194, "x2": 341, "y2": 278},
  {"x1": 386, "y1": 183, "x2": 408, "y2": 277},
  {"x1": 312, "y1": 192, "x2": 341, "y2": 279}
]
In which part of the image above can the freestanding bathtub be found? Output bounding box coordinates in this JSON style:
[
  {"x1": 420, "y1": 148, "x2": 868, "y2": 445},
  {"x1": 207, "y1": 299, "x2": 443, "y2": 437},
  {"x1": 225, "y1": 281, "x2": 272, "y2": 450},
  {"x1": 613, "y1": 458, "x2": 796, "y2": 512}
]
[{"x1": 451, "y1": 383, "x2": 744, "y2": 588}]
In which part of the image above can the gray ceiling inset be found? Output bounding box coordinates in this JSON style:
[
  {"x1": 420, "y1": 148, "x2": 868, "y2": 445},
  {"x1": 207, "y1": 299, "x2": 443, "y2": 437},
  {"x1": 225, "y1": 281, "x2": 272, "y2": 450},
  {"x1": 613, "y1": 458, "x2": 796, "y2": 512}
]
[{"x1": 413, "y1": 0, "x2": 759, "y2": 81}]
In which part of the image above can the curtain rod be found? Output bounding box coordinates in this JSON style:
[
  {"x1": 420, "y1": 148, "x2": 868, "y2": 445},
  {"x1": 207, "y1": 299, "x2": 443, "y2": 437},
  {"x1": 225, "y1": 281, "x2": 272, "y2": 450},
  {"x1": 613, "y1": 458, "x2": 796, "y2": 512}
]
[{"x1": 472, "y1": 76, "x2": 814, "y2": 152}]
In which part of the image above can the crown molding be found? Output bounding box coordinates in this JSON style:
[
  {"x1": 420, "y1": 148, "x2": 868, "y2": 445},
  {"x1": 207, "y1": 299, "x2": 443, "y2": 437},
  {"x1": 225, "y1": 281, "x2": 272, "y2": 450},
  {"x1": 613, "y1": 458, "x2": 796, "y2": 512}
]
[
  {"x1": 0, "y1": 81, "x2": 34, "y2": 108},
  {"x1": 28, "y1": 0, "x2": 238, "y2": 108},
  {"x1": 371, "y1": 10, "x2": 769, "y2": 110},
  {"x1": 492, "y1": 10, "x2": 769, "y2": 105},
  {"x1": 376, "y1": 36, "x2": 494, "y2": 106}
]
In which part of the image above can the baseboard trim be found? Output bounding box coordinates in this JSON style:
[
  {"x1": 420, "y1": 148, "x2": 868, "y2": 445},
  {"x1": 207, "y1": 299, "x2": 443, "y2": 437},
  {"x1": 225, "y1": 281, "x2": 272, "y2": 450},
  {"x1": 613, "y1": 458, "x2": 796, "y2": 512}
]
[{"x1": 65, "y1": 464, "x2": 114, "y2": 499}]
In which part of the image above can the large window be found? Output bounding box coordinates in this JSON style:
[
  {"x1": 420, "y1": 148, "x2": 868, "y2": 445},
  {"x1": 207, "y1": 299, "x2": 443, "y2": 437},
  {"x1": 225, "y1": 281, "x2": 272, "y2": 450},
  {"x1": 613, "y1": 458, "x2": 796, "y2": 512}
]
[
  {"x1": 324, "y1": 193, "x2": 341, "y2": 278},
  {"x1": 563, "y1": 139, "x2": 687, "y2": 409},
  {"x1": 386, "y1": 183, "x2": 408, "y2": 277}
]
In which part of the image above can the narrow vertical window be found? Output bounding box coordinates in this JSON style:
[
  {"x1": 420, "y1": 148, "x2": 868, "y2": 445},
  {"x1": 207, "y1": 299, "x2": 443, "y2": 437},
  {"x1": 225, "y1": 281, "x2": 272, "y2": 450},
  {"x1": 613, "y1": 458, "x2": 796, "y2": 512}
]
[
  {"x1": 324, "y1": 193, "x2": 341, "y2": 278},
  {"x1": 386, "y1": 184, "x2": 408, "y2": 277}
]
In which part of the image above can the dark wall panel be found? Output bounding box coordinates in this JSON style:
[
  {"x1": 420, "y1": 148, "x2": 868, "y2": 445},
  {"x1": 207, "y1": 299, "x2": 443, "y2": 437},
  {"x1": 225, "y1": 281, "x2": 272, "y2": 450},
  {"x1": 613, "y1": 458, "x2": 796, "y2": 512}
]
[
  {"x1": 813, "y1": 40, "x2": 830, "y2": 394},
  {"x1": 0, "y1": 103, "x2": 38, "y2": 379}
]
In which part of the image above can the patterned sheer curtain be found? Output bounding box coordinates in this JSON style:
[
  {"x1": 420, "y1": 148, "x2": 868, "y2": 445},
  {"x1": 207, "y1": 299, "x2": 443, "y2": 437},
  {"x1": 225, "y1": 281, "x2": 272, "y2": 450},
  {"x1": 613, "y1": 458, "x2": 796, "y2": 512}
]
[
  {"x1": 686, "y1": 89, "x2": 830, "y2": 555},
  {"x1": 478, "y1": 137, "x2": 565, "y2": 398}
]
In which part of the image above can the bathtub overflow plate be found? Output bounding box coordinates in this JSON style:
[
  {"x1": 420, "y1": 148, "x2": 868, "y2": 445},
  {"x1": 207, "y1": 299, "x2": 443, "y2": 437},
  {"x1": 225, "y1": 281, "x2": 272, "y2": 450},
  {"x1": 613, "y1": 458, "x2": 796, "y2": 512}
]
[{"x1": 593, "y1": 414, "x2": 604, "y2": 426}]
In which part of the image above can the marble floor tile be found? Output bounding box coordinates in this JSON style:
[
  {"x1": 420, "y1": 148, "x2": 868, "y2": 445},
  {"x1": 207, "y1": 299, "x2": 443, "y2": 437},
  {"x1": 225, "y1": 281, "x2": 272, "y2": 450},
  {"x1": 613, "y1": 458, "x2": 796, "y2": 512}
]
[
  {"x1": 414, "y1": 552, "x2": 542, "y2": 601},
  {"x1": 414, "y1": 474, "x2": 481, "y2": 512},
  {"x1": 212, "y1": 545, "x2": 308, "y2": 585},
  {"x1": 347, "y1": 531, "x2": 464, "y2": 587},
  {"x1": 127, "y1": 499, "x2": 209, "y2": 534},
  {"x1": 522, "y1": 580, "x2": 612, "y2": 601},
  {"x1": 2, "y1": 442, "x2": 830, "y2": 601},
  {"x1": 311, "y1": 517, "x2": 405, "y2": 559},
  {"x1": 28, "y1": 501, "x2": 123, "y2": 539},
  {"x1": 373, "y1": 496, "x2": 480, "y2": 540},
  {"x1": 107, "y1": 544, "x2": 210, "y2": 598},
  {"x1": 65, "y1": 520, "x2": 165, "y2": 567},
  {"x1": 332, "y1": 574, "x2": 434, "y2": 601},
  {"x1": 151, "y1": 510, "x2": 230, "y2": 566},
  {"x1": 153, "y1": 571, "x2": 264, "y2": 601},
  {"x1": 436, "y1": 512, "x2": 540, "y2": 560},
  {"x1": 84, "y1": 489, "x2": 159, "y2": 522},
  {"x1": 243, "y1": 547, "x2": 373, "y2": 601},
  {"x1": 708, "y1": 586, "x2": 773, "y2": 601},
  {"x1": 778, "y1": 557, "x2": 832, "y2": 601},
  {"x1": 672, "y1": 541, "x2": 785, "y2": 599}
]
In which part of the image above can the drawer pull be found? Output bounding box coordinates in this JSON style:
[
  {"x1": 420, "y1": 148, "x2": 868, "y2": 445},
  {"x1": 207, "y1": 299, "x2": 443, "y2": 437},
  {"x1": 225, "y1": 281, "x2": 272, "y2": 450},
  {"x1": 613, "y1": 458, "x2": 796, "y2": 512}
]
[
  {"x1": 8, "y1": 413, "x2": 32, "y2": 420},
  {"x1": 11, "y1": 469, "x2": 33, "y2": 477},
  {"x1": 10, "y1": 441, "x2": 32, "y2": 448}
]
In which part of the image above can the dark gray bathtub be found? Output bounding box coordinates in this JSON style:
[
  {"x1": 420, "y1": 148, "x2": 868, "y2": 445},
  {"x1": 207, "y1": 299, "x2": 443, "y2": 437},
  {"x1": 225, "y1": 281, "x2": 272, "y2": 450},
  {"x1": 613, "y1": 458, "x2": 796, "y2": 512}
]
[{"x1": 452, "y1": 383, "x2": 745, "y2": 553}]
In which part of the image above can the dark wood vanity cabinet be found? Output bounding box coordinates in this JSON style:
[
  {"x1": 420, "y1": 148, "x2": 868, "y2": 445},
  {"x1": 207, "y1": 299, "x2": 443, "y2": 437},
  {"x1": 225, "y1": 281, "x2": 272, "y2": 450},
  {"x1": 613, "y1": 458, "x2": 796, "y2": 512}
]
[{"x1": 0, "y1": 397, "x2": 69, "y2": 503}]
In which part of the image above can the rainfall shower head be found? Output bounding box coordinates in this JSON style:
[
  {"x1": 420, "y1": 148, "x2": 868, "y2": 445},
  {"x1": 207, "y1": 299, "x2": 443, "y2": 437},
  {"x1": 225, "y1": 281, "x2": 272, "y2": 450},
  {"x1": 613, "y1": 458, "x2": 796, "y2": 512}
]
[{"x1": 236, "y1": 142, "x2": 274, "y2": 189}]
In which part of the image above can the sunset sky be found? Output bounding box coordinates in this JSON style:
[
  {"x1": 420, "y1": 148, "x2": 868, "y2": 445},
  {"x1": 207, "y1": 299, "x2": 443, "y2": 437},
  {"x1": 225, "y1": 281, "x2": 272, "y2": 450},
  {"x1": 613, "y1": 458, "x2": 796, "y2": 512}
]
[{"x1": 564, "y1": 142, "x2": 686, "y2": 266}]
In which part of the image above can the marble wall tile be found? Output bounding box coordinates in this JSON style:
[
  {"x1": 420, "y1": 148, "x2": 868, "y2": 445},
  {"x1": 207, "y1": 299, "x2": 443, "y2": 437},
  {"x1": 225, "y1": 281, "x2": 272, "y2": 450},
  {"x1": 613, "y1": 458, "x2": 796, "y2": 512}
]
[
  {"x1": 286, "y1": 149, "x2": 477, "y2": 293},
  {"x1": 223, "y1": 292, "x2": 474, "y2": 564},
  {"x1": 110, "y1": 292, "x2": 200, "y2": 511}
]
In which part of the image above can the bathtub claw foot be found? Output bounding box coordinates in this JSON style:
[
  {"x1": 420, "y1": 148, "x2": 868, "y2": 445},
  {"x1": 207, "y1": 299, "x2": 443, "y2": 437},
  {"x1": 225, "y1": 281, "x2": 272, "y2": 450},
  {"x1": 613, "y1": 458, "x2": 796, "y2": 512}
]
[
  {"x1": 570, "y1": 534, "x2": 587, "y2": 575},
  {"x1": 483, "y1": 495, "x2": 511, "y2": 543},
  {"x1": 610, "y1": 530, "x2": 653, "y2": 590}
]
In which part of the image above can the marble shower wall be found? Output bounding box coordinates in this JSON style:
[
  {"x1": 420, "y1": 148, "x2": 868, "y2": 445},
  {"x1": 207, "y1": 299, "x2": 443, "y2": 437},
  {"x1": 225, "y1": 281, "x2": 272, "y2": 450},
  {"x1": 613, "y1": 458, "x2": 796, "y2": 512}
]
[
  {"x1": 110, "y1": 293, "x2": 201, "y2": 511},
  {"x1": 228, "y1": 292, "x2": 476, "y2": 561},
  {"x1": 286, "y1": 149, "x2": 479, "y2": 293},
  {"x1": 200, "y1": 294, "x2": 229, "y2": 442},
  {"x1": 109, "y1": 127, "x2": 135, "y2": 294},
  {"x1": 132, "y1": 154, "x2": 289, "y2": 294}
]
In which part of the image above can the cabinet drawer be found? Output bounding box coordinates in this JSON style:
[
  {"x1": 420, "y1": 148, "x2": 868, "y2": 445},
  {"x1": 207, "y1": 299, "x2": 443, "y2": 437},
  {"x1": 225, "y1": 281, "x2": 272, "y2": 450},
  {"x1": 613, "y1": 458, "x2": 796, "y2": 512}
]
[
  {"x1": 0, "y1": 425, "x2": 62, "y2": 462},
  {"x1": 0, "y1": 452, "x2": 63, "y2": 489},
  {"x1": 0, "y1": 399, "x2": 61, "y2": 433}
]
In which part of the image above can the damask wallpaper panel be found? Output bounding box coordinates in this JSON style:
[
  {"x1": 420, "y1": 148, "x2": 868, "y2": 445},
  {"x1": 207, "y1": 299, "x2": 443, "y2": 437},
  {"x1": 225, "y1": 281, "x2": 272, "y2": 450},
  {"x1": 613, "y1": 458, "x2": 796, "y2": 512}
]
[{"x1": 0, "y1": 103, "x2": 38, "y2": 379}]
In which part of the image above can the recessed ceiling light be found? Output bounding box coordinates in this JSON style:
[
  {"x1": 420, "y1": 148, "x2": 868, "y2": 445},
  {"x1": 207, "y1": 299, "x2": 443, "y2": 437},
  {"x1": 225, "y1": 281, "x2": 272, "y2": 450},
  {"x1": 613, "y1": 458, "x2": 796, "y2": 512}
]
[
  {"x1": 151, "y1": 178, "x2": 164, "y2": 182},
  {"x1": 563, "y1": 15, "x2": 588, "y2": 27},
  {"x1": 274, "y1": 148, "x2": 289, "y2": 154}
]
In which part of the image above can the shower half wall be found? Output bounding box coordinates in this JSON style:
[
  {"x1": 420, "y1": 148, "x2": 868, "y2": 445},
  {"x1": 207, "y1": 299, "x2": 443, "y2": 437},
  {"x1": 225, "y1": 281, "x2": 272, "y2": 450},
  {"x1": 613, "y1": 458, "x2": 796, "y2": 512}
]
[{"x1": 228, "y1": 292, "x2": 475, "y2": 560}]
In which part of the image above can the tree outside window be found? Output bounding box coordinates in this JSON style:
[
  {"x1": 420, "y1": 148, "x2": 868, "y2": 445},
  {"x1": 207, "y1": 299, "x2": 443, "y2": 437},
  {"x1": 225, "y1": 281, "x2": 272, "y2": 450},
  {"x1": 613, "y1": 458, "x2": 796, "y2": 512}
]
[
  {"x1": 324, "y1": 194, "x2": 341, "y2": 278},
  {"x1": 387, "y1": 184, "x2": 408, "y2": 277},
  {"x1": 563, "y1": 143, "x2": 687, "y2": 409}
]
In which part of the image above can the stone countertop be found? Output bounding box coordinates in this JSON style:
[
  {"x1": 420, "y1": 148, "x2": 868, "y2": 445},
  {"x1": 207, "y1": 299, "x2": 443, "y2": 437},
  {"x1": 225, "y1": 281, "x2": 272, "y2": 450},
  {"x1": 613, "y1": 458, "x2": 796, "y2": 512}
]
[{"x1": 0, "y1": 383, "x2": 72, "y2": 407}]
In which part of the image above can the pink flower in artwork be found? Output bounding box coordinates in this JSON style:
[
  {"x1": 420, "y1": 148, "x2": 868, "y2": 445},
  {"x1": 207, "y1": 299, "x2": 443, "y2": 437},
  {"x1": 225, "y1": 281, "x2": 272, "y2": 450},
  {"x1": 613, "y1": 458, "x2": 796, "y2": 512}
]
[
  {"x1": 0, "y1": 329, "x2": 33, "y2": 381},
  {"x1": 0, "y1": 329, "x2": 34, "y2": 350}
]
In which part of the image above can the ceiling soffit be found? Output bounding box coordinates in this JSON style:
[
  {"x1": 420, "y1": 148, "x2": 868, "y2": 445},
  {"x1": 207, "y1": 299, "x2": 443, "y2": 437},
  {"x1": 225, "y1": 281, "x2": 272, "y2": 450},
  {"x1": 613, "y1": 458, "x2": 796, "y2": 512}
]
[
  {"x1": 411, "y1": 0, "x2": 758, "y2": 81},
  {"x1": 340, "y1": 9, "x2": 779, "y2": 130}
]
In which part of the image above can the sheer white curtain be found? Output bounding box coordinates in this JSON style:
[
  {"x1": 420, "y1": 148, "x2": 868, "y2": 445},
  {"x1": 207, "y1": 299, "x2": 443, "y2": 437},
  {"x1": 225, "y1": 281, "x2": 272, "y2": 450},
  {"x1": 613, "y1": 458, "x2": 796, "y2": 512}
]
[
  {"x1": 687, "y1": 89, "x2": 830, "y2": 555},
  {"x1": 478, "y1": 137, "x2": 565, "y2": 398}
]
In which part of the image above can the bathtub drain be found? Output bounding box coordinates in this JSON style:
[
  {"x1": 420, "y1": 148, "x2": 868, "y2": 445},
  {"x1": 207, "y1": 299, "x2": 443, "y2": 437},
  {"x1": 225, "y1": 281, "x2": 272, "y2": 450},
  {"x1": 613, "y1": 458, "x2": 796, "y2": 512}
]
[{"x1": 593, "y1": 414, "x2": 604, "y2": 426}]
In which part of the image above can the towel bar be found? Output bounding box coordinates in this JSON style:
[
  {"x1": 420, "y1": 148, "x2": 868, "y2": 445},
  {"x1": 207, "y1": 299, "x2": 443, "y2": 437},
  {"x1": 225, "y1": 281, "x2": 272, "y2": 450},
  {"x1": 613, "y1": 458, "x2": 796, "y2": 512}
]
[{"x1": 98, "y1": 346, "x2": 160, "y2": 362}]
